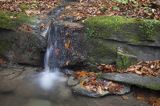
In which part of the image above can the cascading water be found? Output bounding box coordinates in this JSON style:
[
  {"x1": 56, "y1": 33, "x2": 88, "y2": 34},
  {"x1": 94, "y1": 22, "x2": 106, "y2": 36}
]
[
  {"x1": 39, "y1": 26, "x2": 67, "y2": 89},
  {"x1": 39, "y1": 5, "x2": 68, "y2": 90},
  {"x1": 44, "y1": 26, "x2": 57, "y2": 72}
]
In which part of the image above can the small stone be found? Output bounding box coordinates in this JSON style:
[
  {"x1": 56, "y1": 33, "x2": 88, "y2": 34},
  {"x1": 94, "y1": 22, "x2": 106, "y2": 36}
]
[
  {"x1": 67, "y1": 76, "x2": 79, "y2": 86},
  {"x1": 102, "y1": 73, "x2": 160, "y2": 90}
]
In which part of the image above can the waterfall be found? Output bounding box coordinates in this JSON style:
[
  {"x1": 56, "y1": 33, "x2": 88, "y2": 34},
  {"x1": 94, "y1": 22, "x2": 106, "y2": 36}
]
[
  {"x1": 44, "y1": 25, "x2": 60, "y2": 71},
  {"x1": 39, "y1": 24, "x2": 67, "y2": 90}
]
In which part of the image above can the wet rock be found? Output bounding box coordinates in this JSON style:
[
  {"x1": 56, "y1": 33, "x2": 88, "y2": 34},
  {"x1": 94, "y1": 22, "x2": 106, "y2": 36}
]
[
  {"x1": 0, "y1": 66, "x2": 40, "y2": 93},
  {"x1": 67, "y1": 76, "x2": 79, "y2": 86},
  {"x1": 0, "y1": 29, "x2": 46, "y2": 66},
  {"x1": 72, "y1": 83, "x2": 130, "y2": 98},
  {"x1": 102, "y1": 73, "x2": 160, "y2": 90},
  {"x1": 46, "y1": 21, "x2": 85, "y2": 68},
  {"x1": 70, "y1": 76, "x2": 131, "y2": 98},
  {"x1": 72, "y1": 84, "x2": 109, "y2": 97}
]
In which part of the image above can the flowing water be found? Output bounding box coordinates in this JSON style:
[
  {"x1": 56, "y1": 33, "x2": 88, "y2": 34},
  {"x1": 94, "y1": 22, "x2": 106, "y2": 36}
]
[
  {"x1": 40, "y1": 26, "x2": 66, "y2": 90},
  {"x1": 0, "y1": 1, "x2": 158, "y2": 106},
  {"x1": 39, "y1": 2, "x2": 67, "y2": 90}
]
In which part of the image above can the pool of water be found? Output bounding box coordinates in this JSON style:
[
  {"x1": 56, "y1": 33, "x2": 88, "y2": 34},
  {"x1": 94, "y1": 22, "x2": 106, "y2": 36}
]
[{"x1": 0, "y1": 66, "x2": 154, "y2": 106}]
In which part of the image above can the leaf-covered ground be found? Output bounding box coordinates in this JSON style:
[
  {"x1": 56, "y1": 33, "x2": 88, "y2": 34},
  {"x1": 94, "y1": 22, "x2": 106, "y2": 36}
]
[
  {"x1": 0, "y1": 0, "x2": 61, "y2": 16},
  {"x1": 73, "y1": 71, "x2": 126, "y2": 95},
  {"x1": 98, "y1": 60, "x2": 160, "y2": 76},
  {"x1": 72, "y1": 60, "x2": 160, "y2": 98},
  {"x1": 60, "y1": 0, "x2": 160, "y2": 21}
]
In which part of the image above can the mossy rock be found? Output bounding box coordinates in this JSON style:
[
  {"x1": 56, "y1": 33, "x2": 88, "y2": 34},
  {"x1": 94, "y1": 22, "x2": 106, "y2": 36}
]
[
  {"x1": 116, "y1": 48, "x2": 137, "y2": 69},
  {"x1": 84, "y1": 16, "x2": 160, "y2": 46},
  {"x1": 0, "y1": 29, "x2": 46, "y2": 65},
  {"x1": 86, "y1": 39, "x2": 117, "y2": 64},
  {"x1": 0, "y1": 11, "x2": 35, "y2": 30},
  {"x1": 0, "y1": 40, "x2": 11, "y2": 55}
]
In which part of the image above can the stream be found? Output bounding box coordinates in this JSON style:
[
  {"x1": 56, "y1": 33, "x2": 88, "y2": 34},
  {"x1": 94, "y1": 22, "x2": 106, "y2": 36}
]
[
  {"x1": 0, "y1": 65, "x2": 152, "y2": 106},
  {"x1": 0, "y1": 0, "x2": 159, "y2": 106}
]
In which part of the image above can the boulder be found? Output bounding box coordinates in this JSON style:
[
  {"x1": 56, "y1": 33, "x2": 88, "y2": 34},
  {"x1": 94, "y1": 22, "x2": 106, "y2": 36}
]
[
  {"x1": 46, "y1": 21, "x2": 85, "y2": 68},
  {"x1": 67, "y1": 16, "x2": 160, "y2": 68},
  {"x1": 102, "y1": 73, "x2": 160, "y2": 90},
  {"x1": 67, "y1": 76, "x2": 79, "y2": 86},
  {"x1": 72, "y1": 84, "x2": 110, "y2": 97},
  {"x1": 0, "y1": 29, "x2": 46, "y2": 66},
  {"x1": 72, "y1": 80, "x2": 130, "y2": 97}
]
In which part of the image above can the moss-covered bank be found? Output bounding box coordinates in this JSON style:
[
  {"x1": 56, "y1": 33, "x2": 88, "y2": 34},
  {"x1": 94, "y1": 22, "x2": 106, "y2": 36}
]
[
  {"x1": 77, "y1": 16, "x2": 160, "y2": 69},
  {"x1": 0, "y1": 11, "x2": 34, "y2": 30},
  {"x1": 84, "y1": 16, "x2": 160, "y2": 45}
]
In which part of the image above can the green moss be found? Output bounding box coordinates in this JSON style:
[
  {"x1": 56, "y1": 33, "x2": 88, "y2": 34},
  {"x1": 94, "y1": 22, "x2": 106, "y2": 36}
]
[
  {"x1": 84, "y1": 16, "x2": 160, "y2": 44},
  {"x1": 138, "y1": 19, "x2": 159, "y2": 41},
  {"x1": 0, "y1": 11, "x2": 34, "y2": 30},
  {"x1": 0, "y1": 40, "x2": 10, "y2": 55},
  {"x1": 116, "y1": 53, "x2": 130, "y2": 69},
  {"x1": 87, "y1": 39, "x2": 117, "y2": 64},
  {"x1": 84, "y1": 16, "x2": 134, "y2": 37},
  {"x1": 116, "y1": 51, "x2": 137, "y2": 69},
  {"x1": 146, "y1": 83, "x2": 160, "y2": 91}
]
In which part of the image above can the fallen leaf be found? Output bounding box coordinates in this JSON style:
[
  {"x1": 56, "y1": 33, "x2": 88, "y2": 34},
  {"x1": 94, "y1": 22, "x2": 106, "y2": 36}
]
[
  {"x1": 64, "y1": 39, "x2": 71, "y2": 49},
  {"x1": 25, "y1": 10, "x2": 40, "y2": 16},
  {"x1": 65, "y1": 60, "x2": 70, "y2": 66},
  {"x1": 122, "y1": 95, "x2": 129, "y2": 100}
]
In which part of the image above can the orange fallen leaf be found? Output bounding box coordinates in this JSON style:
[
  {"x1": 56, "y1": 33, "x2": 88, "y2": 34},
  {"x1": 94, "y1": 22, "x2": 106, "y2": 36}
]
[
  {"x1": 65, "y1": 39, "x2": 71, "y2": 49},
  {"x1": 122, "y1": 96, "x2": 129, "y2": 100}
]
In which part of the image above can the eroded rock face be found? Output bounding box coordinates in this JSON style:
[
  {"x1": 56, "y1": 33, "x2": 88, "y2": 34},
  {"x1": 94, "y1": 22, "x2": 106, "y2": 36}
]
[
  {"x1": 1, "y1": 16, "x2": 160, "y2": 68},
  {"x1": 46, "y1": 21, "x2": 85, "y2": 68},
  {"x1": 82, "y1": 16, "x2": 160, "y2": 66},
  {"x1": 0, "y1": 29, "x2": 46, "y2": 66},
  {"x1": 45, "y1": 17, "x2": 160, "y2": 69}
]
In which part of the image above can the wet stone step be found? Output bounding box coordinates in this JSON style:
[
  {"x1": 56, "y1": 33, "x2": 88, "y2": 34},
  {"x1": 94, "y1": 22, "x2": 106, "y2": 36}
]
[{"x1": 102, "y1": 73, "x2": 160, "y2": 90}]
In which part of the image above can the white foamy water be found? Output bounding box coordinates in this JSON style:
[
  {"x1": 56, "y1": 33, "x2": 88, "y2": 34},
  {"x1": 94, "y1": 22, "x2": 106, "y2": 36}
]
[
  {"x1": 39, "y1": 68, "x2": 67, "y2": 90},
  {"x1": 39, "y1": 24, "x2": 66, "y2": 90}
]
